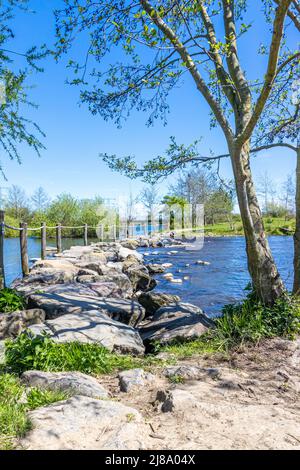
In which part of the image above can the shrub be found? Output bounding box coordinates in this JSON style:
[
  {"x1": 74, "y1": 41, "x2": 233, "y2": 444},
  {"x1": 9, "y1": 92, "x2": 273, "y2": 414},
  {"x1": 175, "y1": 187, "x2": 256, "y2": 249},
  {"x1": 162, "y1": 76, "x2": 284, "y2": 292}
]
[
  {"x1": 4, "y1": 333, "x2": 158, "y2": 375},
  {"x1": 158, "y1": 288, "x2": 300, "y2": 357},
  {"x1": 0, "y1": 289, "x2": 26, "y2": 313}
]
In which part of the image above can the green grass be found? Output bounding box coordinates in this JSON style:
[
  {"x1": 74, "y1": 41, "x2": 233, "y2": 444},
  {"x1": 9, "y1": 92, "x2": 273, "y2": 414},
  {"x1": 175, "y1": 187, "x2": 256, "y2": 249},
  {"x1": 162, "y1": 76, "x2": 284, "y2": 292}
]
[
  {"x1": 26, "y1": 387, "x2": 70, "y2": 410},
  {"x1": 4, "y1": 333, "x2": 161, "y2": 376},
  {"x1": 0, "y1": 373, "x2": 74, "y2": 450},
  {"x1": 158, "y1": 289, "x2": 300, "y2": 359},
  {"x1": 203, "y1": 216, "x2": 295, "y2": 237},
  {"x1": 0, "y1": 289, "x2": 26, "y2": 313},
  {"x1": 0, "y1": 373, "x2": 31, "y2": 449}
]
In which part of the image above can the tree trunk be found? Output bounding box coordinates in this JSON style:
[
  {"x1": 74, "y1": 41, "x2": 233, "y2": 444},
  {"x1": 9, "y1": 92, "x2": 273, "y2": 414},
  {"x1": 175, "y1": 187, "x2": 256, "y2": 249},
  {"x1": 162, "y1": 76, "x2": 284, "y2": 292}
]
[
  {"x1": 293, "y1": 147, "x2": 300, "y2": 295},
  {"x1": 230, "y1": 141, "x2": 285, "y2": 305}
]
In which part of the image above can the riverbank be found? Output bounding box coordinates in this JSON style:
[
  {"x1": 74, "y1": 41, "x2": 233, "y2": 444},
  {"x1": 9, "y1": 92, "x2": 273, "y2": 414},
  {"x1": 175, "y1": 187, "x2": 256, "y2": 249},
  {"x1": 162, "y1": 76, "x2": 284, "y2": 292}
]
[{"x1": 0, "y1": 236, "x2": 299, "y2": 449}]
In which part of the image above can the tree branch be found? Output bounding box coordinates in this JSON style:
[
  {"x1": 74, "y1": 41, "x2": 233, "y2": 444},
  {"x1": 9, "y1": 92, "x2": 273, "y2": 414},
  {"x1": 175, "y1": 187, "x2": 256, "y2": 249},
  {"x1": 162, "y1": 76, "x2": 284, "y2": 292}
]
[
  {"x1": 241, "y1": 0, "x2": 293, "y2": 143},
  {"x1": 140, "y1": 0, "x2": 233, "y2": 141}
]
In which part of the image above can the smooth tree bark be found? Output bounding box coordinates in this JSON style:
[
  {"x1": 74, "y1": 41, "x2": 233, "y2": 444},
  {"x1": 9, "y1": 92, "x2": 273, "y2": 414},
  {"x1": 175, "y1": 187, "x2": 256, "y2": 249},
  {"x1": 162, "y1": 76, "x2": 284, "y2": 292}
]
[{"x1": 293, "y1": 147, "x2": 300, "y2": 294}]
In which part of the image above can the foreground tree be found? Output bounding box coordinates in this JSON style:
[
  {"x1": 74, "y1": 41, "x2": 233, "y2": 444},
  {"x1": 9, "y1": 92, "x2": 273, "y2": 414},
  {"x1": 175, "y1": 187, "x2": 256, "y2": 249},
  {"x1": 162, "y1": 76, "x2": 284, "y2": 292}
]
[
  {"x1": 55, "y1": 1, "x2": 298, "y2": 304},
  {"x1": 0, "y1": 1, "x2": 46, "y2": 176}
]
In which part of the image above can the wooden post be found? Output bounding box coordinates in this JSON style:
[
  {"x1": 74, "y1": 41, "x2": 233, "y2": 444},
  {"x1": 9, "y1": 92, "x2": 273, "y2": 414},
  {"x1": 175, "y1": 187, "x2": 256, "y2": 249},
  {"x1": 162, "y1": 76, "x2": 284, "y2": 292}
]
[
  {"x1": 56, "y1": 224, "x2": 62, "y2": 253},
  {"x1": 84, "y1": 224, "x2": 88, "y2": 246},
  {"x1": 41, "y1": 223, "x2": 46, "y2": 260},
  {"x1": 0, "y1": 210, "x2": 5, "y2": 289},
  {"x1": 20, "y1": 222, "x2": 29, "y2": 277}
]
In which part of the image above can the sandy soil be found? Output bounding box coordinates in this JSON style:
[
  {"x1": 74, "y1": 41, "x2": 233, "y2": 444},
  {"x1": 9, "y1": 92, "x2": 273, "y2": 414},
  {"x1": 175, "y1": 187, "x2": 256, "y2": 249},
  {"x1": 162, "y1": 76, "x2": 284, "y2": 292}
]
[{"x1": 99, "y1": 337, "x2": 300, "y2": 450}]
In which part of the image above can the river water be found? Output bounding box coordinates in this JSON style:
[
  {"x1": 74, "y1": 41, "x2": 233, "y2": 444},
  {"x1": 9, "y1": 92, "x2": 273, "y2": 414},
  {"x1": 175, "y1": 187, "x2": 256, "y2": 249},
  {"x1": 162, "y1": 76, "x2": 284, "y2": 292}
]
[{"x1": 4, "y1": 235, "x2": 293, "y2": 316}]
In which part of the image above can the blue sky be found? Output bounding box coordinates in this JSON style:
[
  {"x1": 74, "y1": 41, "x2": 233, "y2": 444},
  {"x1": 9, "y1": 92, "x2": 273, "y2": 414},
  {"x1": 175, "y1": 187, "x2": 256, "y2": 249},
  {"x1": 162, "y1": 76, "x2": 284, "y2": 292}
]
[{"x1": 1, "y1": 0, "x2": 297, "y2": 204}]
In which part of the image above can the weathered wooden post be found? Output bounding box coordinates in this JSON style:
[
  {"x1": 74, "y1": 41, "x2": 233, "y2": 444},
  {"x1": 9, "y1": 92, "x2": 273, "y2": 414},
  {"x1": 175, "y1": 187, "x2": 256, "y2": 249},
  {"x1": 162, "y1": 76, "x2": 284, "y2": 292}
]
[
  {"x1": 84, "y1": 224, "x2": 88, "y2": 246},
  {"x1": 0, "y1": 210, "x2": 5, "y2": 289},
  {"x1": 20, "y1": 222, "x2": 29, "y2": 277},
  {"x1": 41, "y1": 223, "x2": 47, "y2": 260},
  {"x1": 56, "y1": 224, "x2": 62, "y2": 253}
]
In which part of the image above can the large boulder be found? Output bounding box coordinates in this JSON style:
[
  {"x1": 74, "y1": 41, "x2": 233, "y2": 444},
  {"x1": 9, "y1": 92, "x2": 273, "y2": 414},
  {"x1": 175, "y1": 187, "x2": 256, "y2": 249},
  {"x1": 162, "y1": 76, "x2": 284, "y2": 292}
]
[
  {"x1": 28, "y1": 310, "x2": 145, "y2": 355},
  {"x1": 0, "y1": 309, "x2": 45, "y2": 340},
  {"x1": 139, "y1": 303, "x2": 214, "y2": 347},
  {"x1": 21, "y1": 371, "x2": 109, "y2": 399},
  {"x1": 120, "y1": 240, "x2": 139, "y2": 250},
  {"x1": 28, "y1": 285, "x2": 145, "y2": 325},
  {"x1": 20, "y1": 395, "x2": 150, "y2": 450},
  {"x1": 12, "y1": 267, "x2": 79, "y2": 292},
  {"x1": 138, "y1": 292, "x2": 181, "y2": 316},
  {"x1": 123, "y1": 264, "x2": 157, "y2": 292},
  {"x1": 118, "y1": 246, "x2": 143, "y2": 263},
  {"x1": 146, "y1": 264, "x2": 166, "y2": 274}
]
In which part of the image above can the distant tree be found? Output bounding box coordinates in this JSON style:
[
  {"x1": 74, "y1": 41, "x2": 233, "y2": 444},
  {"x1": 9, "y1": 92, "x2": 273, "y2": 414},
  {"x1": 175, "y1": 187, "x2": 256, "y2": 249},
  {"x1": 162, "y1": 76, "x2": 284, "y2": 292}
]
[
  {"x1": 31, "y1": 187, "x2": 50, "y2": 212},
  {"x1": 280, "y1": 174, "x2": 295, "y2": 218},
  {"x1": 5, "y1": 185, "x2": 29, "y2": 220},
  {"x1": 46, "y1": 193, "x2": 79, "y2": 227},
  {"x1": 139, "y1": 184, "x2": 160, "y2": 213},
  {"x1": 205, "y1": 189, "x2": 234, "y2": 226},
  {"x1": 257, "y1": 172, "x2": 277, "y2": 214}
]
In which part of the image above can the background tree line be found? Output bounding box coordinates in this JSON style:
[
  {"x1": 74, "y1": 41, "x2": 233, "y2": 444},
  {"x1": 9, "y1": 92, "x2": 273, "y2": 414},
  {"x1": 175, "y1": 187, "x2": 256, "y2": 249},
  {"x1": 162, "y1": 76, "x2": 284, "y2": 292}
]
[{"x1": 2, "y1": 186, "x2": 105, "y2": 238}]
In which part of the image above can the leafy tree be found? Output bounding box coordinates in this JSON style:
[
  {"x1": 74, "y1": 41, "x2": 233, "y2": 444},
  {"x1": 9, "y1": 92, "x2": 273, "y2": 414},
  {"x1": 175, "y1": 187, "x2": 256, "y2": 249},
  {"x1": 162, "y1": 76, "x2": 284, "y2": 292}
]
[
  {"x1": 205, "y1": 188, "x2": 234, "y2": 225},
  {"x1": 55, "y1": 0, "x2": 298, "y2": 304},
  {"x1": 0, "y1": 0, "x2": 46, "y2": 176},
  {"x1": 46, "y1": 193, "x2": 79, "y2": 227}
]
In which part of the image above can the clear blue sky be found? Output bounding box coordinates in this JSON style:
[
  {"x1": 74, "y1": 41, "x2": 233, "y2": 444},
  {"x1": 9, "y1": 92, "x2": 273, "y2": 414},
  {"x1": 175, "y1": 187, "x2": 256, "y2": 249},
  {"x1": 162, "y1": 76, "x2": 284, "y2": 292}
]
[{"x1": 1, "y1": 0, "x2": 297, "y2": 203}]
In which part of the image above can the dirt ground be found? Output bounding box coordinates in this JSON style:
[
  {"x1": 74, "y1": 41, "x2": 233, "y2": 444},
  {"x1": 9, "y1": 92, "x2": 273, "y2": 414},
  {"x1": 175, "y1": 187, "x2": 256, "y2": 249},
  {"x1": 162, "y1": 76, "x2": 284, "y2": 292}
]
[{"x1": 99, "y1": 338, "x2": 300, "y2": 450}]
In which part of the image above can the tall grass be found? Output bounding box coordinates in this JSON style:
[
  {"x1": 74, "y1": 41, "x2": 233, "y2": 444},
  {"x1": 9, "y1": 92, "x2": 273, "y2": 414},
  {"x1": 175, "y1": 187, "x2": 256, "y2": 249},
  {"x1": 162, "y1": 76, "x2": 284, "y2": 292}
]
[
  {"x1": 4, "y1": 333, "x2": 160, "y2": 375},
  {"x1": 159, "y1": 289, "x2": 300, "y2": 358}
]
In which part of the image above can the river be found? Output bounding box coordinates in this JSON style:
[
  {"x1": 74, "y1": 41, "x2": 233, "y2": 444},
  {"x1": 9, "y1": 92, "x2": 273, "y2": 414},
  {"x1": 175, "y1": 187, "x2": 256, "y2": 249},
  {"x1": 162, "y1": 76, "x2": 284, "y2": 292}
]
[{"x1": 3, "y1": 235, "x2": 293, "y2": 316}]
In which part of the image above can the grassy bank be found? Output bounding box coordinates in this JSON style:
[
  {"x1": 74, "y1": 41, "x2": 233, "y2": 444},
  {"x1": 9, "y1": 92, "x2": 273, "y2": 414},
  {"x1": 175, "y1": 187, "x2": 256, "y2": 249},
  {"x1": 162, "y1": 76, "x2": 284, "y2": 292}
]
[
  {"x1": 157, "y1": 290, "x2": 300, "y2": 358},
  {"x1": 203, "y1": 216, "x2": 295, "y2": 236}
]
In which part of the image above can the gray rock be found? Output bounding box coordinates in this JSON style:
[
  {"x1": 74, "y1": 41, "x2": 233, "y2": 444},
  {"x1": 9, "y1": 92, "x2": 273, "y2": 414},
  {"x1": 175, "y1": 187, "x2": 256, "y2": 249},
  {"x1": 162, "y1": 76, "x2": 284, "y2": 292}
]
[
  {"x1": 118, "y1": 246, "x2": 144, "y2": 262},
  {"x1": 76, "y1": 274, "x2": 103, "y2": 284},
  {"x1": 28, "y1": 310, "x2": 145, "y2": 356},
  {"x1": 120, "y1": 240, "x2": 139, "y2": 250},
  {"x1": 140, "y1": 303, "x2": 214, "y2": 347},
  {"x1": 124, "y1": 264, "x2": 157, "y2": 292},
  {"x1": 28, "y1": 284, "x2": 145, "y2": 325},
  {"x1": 21, "y1": 371, "x2": 108, "y2": 399},
  {"x1": 146, "y1": 264, "x2": 166, "y2": 274},
  {"x1": 20, "y1": 395, "x2": 150, "y2": 450},
  {"x1": 153, "y1": 302, "x2": 205, "y2": 321},
  {"x1": 0, "y1": 309, "x2": 45, "y2": 339},
  {"x1": 156, "y1": 389, "x2": 197, "y2": 413},
  {"x1": 164, "y1": 365, "x2": 220, "y2": 381},
  {"x1": 99, "y1": 273, "x2": 133, "y2": 298},
  {"x1": 118, "y1": 368, "x2": 155, "y2": 392},
  {"x1": 138, "y1": 292, "x2": 181, "y2": 316}
]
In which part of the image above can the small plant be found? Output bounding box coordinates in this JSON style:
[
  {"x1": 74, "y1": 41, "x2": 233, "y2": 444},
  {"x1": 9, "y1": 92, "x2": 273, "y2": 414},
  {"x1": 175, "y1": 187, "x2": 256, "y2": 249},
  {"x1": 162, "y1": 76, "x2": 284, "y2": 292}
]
[
  {"x1": 0, "y1": 289, "x2": 26, "y2": 313},
  {"x1": 126, "y1": 413, "x2": 136, "y2": 422},
  {"x1": 168, "y1": 375, "x2": 185, "y2": 384},
  {"x1": 26, "y1": 388, "x2": 70, "y2": 410}
]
